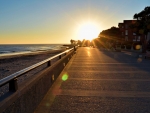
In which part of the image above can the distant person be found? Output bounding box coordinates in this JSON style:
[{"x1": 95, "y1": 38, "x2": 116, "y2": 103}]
[{"x1": 74, "y1": 46, "x2": 76, "y2": 51}]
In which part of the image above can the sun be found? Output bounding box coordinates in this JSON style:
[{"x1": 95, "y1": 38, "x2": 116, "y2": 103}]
[{"x1": 77, "y1": 21, "x2": 100, "y2": 41}]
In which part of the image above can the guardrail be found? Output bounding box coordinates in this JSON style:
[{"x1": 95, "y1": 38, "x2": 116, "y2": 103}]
[
  {"x1": 0, "y1": 47, "x2": 76, "y2": 92},
  {"x1": 0, "y1": 46, "x2": 77, "y2": 113}
]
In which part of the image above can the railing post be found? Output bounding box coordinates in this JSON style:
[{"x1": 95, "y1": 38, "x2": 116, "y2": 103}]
[
  {"x1": 47, "y1": 61, "x2": 51, "y2": 66},
  {"x1": 9, "y1": 78, "x2": 18, "y2": 92},
  {"x1": 74, "y1": 46, "x2": 77, "y2": 54},
  {"x1": 59, "y1": 55, "x2": 61, "y2": 59}
]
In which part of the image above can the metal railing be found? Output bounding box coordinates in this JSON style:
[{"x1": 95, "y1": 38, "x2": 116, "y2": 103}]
[{"x1": 0, "y1": 47, "x2": 76, "y2": 92}]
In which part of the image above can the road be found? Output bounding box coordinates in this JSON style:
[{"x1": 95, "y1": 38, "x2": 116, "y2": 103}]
[{"x1": 34, "y1": 47, "x2": 150, "y2": 113}]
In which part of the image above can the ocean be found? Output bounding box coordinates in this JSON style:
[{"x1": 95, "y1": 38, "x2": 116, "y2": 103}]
[{"x1": 0, "y1": 44, "x2": 65, "y2": 57}]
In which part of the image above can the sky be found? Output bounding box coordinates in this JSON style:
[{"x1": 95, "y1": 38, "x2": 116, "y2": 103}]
[{"x1": 0, "y1": 0, "x2": 149, "y2": 44}]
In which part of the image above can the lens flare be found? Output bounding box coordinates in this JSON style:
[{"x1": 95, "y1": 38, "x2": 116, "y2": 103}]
[
  {"x1": 135, "y1": 45, "x2": 141, "y2": 50},
  {"x1": 62, "y1": 74, "x2": 68, "y2": 81},
  {"x1": 137, "y1": 58, "x2": 142, "y2": 62}
]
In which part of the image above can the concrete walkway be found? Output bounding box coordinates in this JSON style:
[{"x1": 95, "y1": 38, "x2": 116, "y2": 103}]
[{"x1": 34, "y1": 47, "x2": 150, "y2": 113}]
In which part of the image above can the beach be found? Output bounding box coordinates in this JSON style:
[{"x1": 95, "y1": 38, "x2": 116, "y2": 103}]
[{"x1": 0, "y1": 50, "x2": 64, "y2": 80}]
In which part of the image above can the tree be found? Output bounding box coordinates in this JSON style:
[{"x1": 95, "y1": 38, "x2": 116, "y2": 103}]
[
  {"x1": 70, "y1": 39, "x2": 76, "y2": 45},
  {"x1": 77, "y1": 40, "x2": 82, "y2": 46},
  {"x1": 133, "y1": 13, "x2": 139, "y2": 20},
  {"x1": 131, "y1": 6, "x2": 150, "y2": 52},
  {"x1": 99, "y1": 27, "x2": 122, "y2": 39},
  {"x1": 98, "y1": 26, "x2": 123, "y2": 46}
]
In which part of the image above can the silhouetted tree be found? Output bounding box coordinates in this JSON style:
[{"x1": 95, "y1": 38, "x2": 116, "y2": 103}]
[
  {"x1": 77, "y1": 40, "x2": 82, "y2": 46},
  {"x1": 70, "y1": 39, "x2": 76, "y2": 45},
  {"x1": 99, "y1": 26, "x2": 122, "y2": 42},
  {"x1": 95, "y1": 26, "x2": 123, "y2": 48},
  {"x1": 100, "y1": 26, "x2": 121, "y2": 37},
  {"x1": 131, "y1": 6, "x2": 150, "y2": 52}
]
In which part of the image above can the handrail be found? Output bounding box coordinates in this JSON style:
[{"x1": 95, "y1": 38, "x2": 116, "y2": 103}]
[{"x1": 0, "y1": 47, "x2": 75, "y2": 88}]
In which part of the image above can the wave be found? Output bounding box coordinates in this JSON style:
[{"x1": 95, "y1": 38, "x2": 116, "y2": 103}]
[
  {"x1": 0, "y1": 44, "x2": 63, "y2": 55},
  {"x1": 0, "y1": 44, "x2": 67, "y2": 58},
  {"x1": 0, "y1": 51, "x2": 13, "y2": 54}
]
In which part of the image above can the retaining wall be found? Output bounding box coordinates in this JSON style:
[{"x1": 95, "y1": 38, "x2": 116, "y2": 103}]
[{"x1": 0, "y1": 50, "x2": 75, "y2": 113}]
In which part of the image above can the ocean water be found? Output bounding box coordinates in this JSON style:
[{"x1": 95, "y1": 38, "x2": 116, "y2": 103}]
[{"x1": 0, "y1": 44, "x2": 65, "y2": 56}]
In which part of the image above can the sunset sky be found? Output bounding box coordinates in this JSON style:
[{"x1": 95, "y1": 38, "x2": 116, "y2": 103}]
[{"x1": 0, "y1": 0, "x2": 149, "y2": 44}]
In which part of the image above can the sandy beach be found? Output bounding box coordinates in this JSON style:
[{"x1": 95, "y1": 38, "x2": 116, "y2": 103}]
[{"x1": 0, "y1": 50, "x2": 64, "y2": 80}]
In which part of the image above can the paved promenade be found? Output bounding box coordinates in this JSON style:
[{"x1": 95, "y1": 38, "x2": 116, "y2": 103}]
[{"x1": 35, "y1": 47, "x2": 150, "y2": 113}]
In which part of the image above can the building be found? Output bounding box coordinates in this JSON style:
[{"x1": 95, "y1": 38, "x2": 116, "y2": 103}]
[{"x1": 118, "y1": 20, "x2": 145, "y2": 43}]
